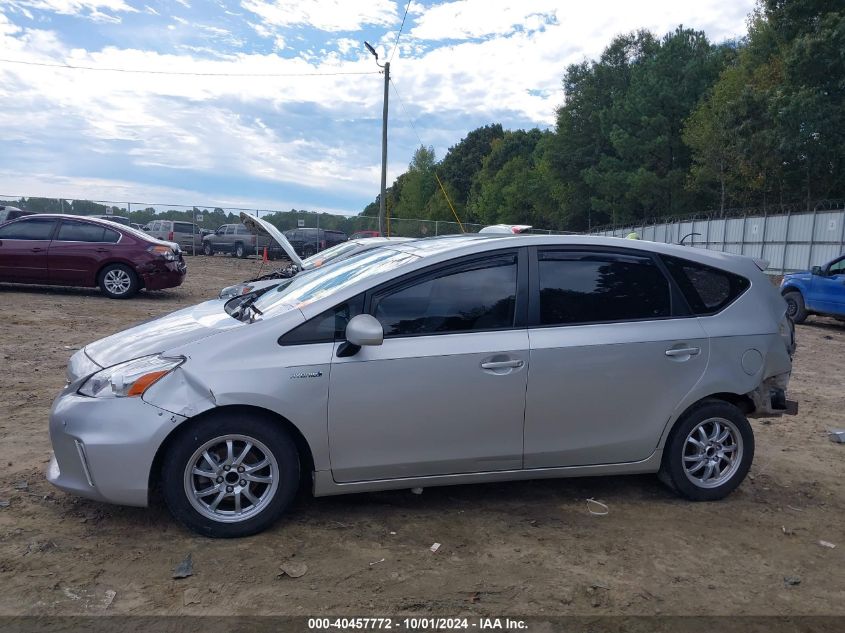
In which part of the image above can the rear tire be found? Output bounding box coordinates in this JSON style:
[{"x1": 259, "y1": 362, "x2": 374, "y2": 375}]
[
  {"x1": 161, "y1": 411, "x2": 300, "y2": 538},
  {"x1": 783, "y1": 291, "x2": 807, "y2": 324},
  {"x1": 659, "y1": 400, "x2": 754, "y2": 501},
  {"x1": 302, "y1": 245, "x2": 316, "y2": 258},
  {"x1": 203, "y1": 242, "x2": 213, "y2": 256},
  {"x1": 98, "y1": 263, "x2": 139, "y2": 299}
]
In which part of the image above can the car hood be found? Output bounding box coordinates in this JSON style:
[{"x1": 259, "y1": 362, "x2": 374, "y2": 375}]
[
  {"x1": 239, "y1": 211, "x2": 303, "y2": 268},
  {"x1": 84, "y1": 300, "x2": 244, "y2": 367}
]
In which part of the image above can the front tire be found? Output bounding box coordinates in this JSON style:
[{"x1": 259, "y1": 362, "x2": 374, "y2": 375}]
[
  {"x1": 234, "y1": 242, "x2": 246, "y2": 258},
  {"x1": 783, "y1": 291, "x2": 807, "y2": 324},
  {"x1": 161, "y1": 411, "x2": 300, "y2": 538},
  {"x1": 659, "y1": 400, "x2": 754, "y2": 501},
  {"x1": 98, "y1": 263, "x2": 139, "y2": 299}
]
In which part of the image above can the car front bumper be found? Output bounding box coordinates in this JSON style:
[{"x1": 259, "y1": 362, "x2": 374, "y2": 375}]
[{"x1": 47, "y1": 389, "x2": 187, "y2": 507}]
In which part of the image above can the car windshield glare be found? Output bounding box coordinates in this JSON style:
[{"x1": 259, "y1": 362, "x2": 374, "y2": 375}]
[
  {"x1": 300, "y1": 241, "x2": 361, "y2": 270},
  {"x1": 252, "y1": 248, "x2": 418, "y2": 318}
]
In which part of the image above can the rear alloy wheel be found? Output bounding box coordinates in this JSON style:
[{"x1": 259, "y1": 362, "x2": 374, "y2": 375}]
[
  {"x1": 234, "y1": 242, "x2": 246, "y2": 258},
  {"x1": 659, "y1": 400, "x2": 754, "y2": 501},
  {"x1": 99, "y1": 263, "x2": 139, "y2": 299},
  {"x1": 162, "y1": 412, "x2": 300, "y2": 537},
  {"x1": 302, "y1": 245, "x2": 316, "y2": 258},
  {"x1": 783, "y1": 291, "x2": 807, "y2": 324},
  {"x1": 203, "y1": 242, "x2": 213, "y2": 256}
]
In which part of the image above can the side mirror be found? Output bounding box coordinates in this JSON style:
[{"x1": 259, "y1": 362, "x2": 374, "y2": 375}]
[
  {"x1": 811, "y1": 266, "x2": 823, "y2": 276},
  {"x1": 345, "y1": 314, "x2": 383, "y2": 346},
  {"x1": 338, "y1": 315, "x2": 383, "y2": 357}
]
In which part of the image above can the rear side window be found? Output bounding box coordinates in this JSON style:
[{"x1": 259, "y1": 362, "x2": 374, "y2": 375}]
[
  {"x1": 57, "y1": 221, "x2": 107, "y2": 242},
  {"x1": 236, "y1": 225, "x2": 250, "y2": 235},
  {"x1": 372, "y1": 254, "x2": 518, "y2": 337},
  {"x1": 538, "y1": 251, "x2": 671, "y2": 325},
  {"x1": 174, "y1": 222, "x2": 194, "y2": 233},
  {"x1": 0, "y1": 217, "x2": 57, "y2": 240},
  {"x1": 661, "y1": 255, "x2": 750, "y2": 315}
]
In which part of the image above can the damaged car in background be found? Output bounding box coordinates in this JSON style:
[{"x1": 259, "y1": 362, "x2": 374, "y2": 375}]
[
  {"x1": 48, "y1": 234, "x2": 795, "y2": 537},
  {"x1": 217, "y1": 211, "x2": 410, "y2": 306}
]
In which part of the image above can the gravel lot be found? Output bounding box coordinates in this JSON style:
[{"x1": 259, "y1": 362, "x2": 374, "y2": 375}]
[{"x1": 0, "y1": 255, "x2": 843, "y2": 616}]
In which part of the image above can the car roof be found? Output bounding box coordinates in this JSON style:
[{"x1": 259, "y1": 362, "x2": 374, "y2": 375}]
[{"x1": 387, "y1": 233, "x2": 762, "y2": 275}]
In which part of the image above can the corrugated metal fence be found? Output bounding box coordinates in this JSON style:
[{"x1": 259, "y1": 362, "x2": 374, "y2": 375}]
[{"x1": 590, "y1": 203, "x2": 845, "y2": 274}]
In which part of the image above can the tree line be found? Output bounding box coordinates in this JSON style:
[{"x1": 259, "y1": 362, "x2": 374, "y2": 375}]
[{"x1": 362, "y1": 0, "x2": 845, "y2": 231}]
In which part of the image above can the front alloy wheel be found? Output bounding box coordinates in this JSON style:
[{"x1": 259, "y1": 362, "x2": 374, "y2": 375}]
[
  {"x1": 184, "y1": 435, "x2": 279, "y2": 522},
  {"x1": 162, "y1": 411, "x2": 300, "y2": 537}
]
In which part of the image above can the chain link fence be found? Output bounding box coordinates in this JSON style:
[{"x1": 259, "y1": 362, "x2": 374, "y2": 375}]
[{"x1": 0, "y1": 195, "x2": 499, "y2": 238}]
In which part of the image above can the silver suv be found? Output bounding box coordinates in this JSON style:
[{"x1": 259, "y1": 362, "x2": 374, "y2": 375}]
[
  {"x1": 146, "y1": 220, "x2": 204, "y2": 254},
  {"x1": 48, "y1": 235, "x2": 795, "y2": 537}
]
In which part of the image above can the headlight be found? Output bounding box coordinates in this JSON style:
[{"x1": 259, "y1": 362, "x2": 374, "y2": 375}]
[
  {"x1": 219, "y1": 283, "x2": 254, "y2": 300},
  {"x1": 78, "y1": 355, "x2": 184, "y2": 398}
]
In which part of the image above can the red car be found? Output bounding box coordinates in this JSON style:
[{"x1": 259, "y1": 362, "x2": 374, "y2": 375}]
[
  {"x1": 0, "y1": 214, "x2": 186, "y2": 298},
  {"x1": 349, "y1": 230, "x2": 381, "y2": 239}
]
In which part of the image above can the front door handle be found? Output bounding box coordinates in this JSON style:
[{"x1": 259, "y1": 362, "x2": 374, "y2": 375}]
[
  {"x1": 30, "y1": 247, "x2": 45, "y2": 253},
  {"x1": 480, "y1": 359, "x2": 524, "y2": 370},
  {"x1": 665, "y1": 347, "x2": 700, "y2": 357},
  {"x1": 95, "y1": 248, "x2": 110, "y2": 253}
]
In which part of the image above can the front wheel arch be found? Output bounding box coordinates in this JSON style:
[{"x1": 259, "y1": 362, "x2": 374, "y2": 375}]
[{"x1": 148, "y1": 405, "x2": 315, "y2": 502}]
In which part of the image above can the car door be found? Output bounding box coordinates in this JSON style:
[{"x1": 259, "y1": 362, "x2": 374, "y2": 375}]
[
  {"x1": 811, "y1": 257, "x2": 845, "y2": 315},
  {"x1": 0, "y1": 217, "x2": 58, "y2": 283},
  {"x1": 328, "y1": 250, "x2": 529, "y2": 483},
  {"x1": 48, "y1": 220, "x2": 120, "y2": 286},
  {"x1": 523, "y1": 248, "x2": 710, "y2": 468}
]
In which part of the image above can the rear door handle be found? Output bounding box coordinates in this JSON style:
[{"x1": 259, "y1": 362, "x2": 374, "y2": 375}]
[
  {"x1": 95, "y1": 248, "x2": 110, "y2": 253},
  {"x1": 30, "y1": 247, "x2": 45, "y2": 253},
  {"x1": 480, "y1": 360, "x2": 524, "y2": 369},
  {"x1": 665, "y1": 347, "x2": 700, "y2": 357}
]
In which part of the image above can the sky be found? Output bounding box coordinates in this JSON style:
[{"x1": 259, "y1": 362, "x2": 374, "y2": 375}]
[{"x1": 0, "y1": 0, "x2": 756, "y2": 216}]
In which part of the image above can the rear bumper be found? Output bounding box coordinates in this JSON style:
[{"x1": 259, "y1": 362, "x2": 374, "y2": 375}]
[
  {"x1": 47, "y1": 390, "x2": 187, "y2": 507},
  {"x1": 139, "y1": 260, "x2": 186, "y2": 290}
]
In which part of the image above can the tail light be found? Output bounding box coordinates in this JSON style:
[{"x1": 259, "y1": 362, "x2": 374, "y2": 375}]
[{"x1": 168, "y1": 231, "x2": 174, "y2": 240}]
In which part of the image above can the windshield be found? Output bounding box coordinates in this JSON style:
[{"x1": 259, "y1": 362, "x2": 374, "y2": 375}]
[
  {"x1": 300, "y1": 241, "x2": 363, "y2": 270},
  {"x1": 252, "y1": 247, "x2": 418, "y2": 319}
]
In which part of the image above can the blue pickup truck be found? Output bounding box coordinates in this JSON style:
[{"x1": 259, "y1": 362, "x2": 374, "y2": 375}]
[{"x1": 780, "y1": 254, "x2": 845, "y2": 323}]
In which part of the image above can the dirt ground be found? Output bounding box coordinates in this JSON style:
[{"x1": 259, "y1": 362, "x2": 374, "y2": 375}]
[{"x1": 0, "y1": 255, "x2": 843, "y2": 617}]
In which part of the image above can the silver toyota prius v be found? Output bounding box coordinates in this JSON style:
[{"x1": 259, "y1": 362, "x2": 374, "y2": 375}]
[{"x1": 48, "y1": 234, "x2": 796, "y2": 537}]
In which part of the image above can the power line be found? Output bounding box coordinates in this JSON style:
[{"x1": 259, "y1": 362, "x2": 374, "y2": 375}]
[
  {"x1": 0, "y1": 57, "x2": 380, "y2": 78},
  {"x1": 388, "y1": 0, "x2": 413, "y2": 64}
]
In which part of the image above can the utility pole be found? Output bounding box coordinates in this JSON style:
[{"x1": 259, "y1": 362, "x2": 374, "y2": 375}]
[
  {"x1": 379, "y1": 61, "x2": 389, "y2": 236},
  {"x1": 365, "y1": 41, "x2": 389, "y2": 236}
]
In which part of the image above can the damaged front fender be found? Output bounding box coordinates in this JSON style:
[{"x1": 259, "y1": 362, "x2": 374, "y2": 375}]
[{"x1": 142, "y1": 365, "x2": 217, "y2": 418}]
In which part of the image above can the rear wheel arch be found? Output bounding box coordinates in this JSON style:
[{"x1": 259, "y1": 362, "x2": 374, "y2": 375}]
[
  {"x1": 660, "y1": 393, "x2": 754, "y2": 450},
  {"x1": 94, "y1": 258, "x2": 144, "y2": 289},
  {"x1": 148, "y1": 404, "x2": 315, "y2": 502}
]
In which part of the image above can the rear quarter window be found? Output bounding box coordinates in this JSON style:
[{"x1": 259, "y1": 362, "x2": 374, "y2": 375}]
[{"x1": 661, "y1": 255, "x2": 750, "y2": 315}]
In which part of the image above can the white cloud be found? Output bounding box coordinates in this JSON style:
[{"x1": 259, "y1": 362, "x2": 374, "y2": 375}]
[
  {"x1": 2, "y1": 0, "x2": 137, "y2": 20},
  {"x1": 411, "y1": 0, "x2": 558, "y2": 40},
  {"x1": 240, "y1": 0, "x2": 397, "y2": 32}
]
